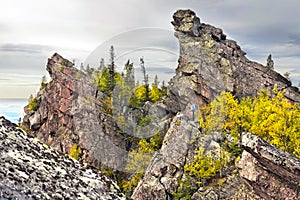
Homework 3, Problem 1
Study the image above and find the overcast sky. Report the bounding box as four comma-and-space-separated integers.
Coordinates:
1, 0, 300, 98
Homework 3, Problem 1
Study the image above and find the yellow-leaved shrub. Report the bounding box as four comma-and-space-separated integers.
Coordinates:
199, 87, 300, 158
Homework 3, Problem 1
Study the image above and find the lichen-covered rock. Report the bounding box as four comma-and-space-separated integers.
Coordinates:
0, 117, 125, 200
237, 133, 300, 200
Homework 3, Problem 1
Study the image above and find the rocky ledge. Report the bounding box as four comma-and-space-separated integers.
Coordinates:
238, 133, 300, 200
131, 113, 300, 200
0, 117, 125, 199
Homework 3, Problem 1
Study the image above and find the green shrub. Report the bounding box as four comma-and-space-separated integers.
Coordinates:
61, 59, 68, 66
121, 131, 164, 195
173, 174, 197, 200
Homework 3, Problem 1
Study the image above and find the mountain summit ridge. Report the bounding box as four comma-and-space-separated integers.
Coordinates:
19, 9, 300, 200
169, 9, 300, 109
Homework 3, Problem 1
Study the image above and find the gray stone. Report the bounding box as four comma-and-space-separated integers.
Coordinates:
0, 117, 125, 200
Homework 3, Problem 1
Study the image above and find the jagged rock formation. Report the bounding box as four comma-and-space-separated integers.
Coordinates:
22, 53, 171, 173
132, 114, 300, 200
23, 53, 129, 171
132, 114, 200, 199
0, 117, 125, 199
168, 9, 300, 115
20, 9, 300, 200
131, 9, 300, 200
131, 114, 253, 200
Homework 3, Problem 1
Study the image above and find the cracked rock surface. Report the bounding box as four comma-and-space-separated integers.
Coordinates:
0, 117, 125, 200
131, 9, 300, 200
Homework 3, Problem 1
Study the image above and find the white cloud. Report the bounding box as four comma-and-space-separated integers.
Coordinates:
1, 0, 300, 97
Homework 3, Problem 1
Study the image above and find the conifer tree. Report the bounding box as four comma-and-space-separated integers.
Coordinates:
99, 58, 105, 71
154, 75, 159, 86
161, 80, 167, 96
80, 63, 85, 71
108, 45, 116, 92
85, 64, 94, 77
140, 57, 149, 101
266, 54, 274, 69
124, 60, 134, 87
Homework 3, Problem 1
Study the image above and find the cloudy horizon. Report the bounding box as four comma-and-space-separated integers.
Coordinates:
1, 0, 300, 98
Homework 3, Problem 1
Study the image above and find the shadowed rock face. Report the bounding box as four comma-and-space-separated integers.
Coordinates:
22, 53, 128, 171
0, 117, 125, 199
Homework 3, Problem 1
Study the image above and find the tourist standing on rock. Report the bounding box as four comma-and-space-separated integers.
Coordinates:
191, 104, 195, 121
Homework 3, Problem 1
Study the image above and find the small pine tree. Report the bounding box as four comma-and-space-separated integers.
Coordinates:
40, 75, 47, 90
140, 57, 149, 101
85, 64, 94, 77
266, 54, 274, 69
161, 80, 167, 96
80, 63, 85, 71
108, 45, 116, 92
154, 75, 159, 86
99, 58, 105, 70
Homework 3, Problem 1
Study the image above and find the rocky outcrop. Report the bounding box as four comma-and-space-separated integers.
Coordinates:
0, 117, 125, 199
132, 114, 199, 199
168, 9, 300, 114
132, 9, 300, 200
23, 53, 128, 171
237, 133, 300, 200
132, 114, 300, 200
20, 9, 300, 200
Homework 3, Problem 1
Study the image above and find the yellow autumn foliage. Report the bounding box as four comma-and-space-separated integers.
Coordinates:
199, 87, 300, 158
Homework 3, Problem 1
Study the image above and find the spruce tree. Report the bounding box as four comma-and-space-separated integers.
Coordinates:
108, 45, 116, 92
99, 58, 105, 71
140, 57, 149, 101
266, 54, 274, 69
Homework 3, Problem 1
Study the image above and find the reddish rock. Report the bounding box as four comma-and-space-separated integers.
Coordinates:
61, 88, 71, 99
22, 53, 127, 172
59, 99, 72, 113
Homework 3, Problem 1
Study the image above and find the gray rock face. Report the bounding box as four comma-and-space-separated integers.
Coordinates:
0, 117, 125, 200
131, 9, 300, 200
131, 114, 199, 199
169, 9, 300, 111
237, 133, 300, 200
132, 116, 300, 200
